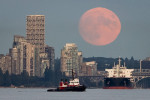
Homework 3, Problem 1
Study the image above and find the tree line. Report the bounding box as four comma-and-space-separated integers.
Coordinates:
84, 56, 140, 70
0, 59, 64, 87
0, 68, 63, 87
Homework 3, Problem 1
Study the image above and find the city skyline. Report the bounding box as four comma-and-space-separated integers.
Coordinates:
0, 14, 55, 77
0, 0, 150, 60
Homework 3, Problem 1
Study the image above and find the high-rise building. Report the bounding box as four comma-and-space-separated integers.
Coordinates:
0, 54, 11, 74
24, 43, 36, 76
12, 35, 26, 74
26, 15, 45, 53
45, 45, 55, 71
85, 61, 97, 76
39, 53, 49, 77
61, 43, 79, 76
10, 35, 37, 76
78, 51, 83, 73
81, 61, 97, 76
9, 47, 20, 75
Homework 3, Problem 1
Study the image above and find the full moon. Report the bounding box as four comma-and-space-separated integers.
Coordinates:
79, 7, 121, 46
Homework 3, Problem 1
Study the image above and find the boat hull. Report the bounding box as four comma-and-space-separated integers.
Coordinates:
103, 77, 133, 89
103, 86, 133, 89
47, 85, 86, 92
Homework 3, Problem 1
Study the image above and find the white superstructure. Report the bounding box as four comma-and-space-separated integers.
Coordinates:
69, 78, 80, 86
105, 58, 134, 78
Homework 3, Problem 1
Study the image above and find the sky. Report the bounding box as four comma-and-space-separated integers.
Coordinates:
0, 0, 150, 60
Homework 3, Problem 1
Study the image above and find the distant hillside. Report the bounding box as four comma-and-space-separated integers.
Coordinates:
83, 57, 141, 71
55, 57, 150, 71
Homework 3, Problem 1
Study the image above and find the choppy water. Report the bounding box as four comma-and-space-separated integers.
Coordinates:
0, 88, 150, 100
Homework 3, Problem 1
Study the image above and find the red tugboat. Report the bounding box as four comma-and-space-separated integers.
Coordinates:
47, 70, 86, 92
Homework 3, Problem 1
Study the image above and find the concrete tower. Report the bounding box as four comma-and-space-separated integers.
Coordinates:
61, 43, 79, 76
26, 15, 45, 53
10, 35, 36, 76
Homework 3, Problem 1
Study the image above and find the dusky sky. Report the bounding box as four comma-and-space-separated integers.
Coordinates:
0, 0, 150, 60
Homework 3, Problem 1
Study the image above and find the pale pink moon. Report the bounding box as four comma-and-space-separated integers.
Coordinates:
79, 7, 121, 46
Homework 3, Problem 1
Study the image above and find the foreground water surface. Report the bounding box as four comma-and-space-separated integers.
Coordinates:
0, 88, 150, 100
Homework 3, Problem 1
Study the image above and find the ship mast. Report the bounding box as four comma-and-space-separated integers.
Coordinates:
72, 69, 74, 80
117, 57, 121, 77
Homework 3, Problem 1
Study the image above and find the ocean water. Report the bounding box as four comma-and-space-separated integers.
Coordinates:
0, 88, 150, 100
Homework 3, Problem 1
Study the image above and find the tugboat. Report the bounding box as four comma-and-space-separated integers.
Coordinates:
47, 70, 86, 92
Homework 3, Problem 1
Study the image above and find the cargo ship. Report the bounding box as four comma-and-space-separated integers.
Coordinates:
103, 58, 134, 89
47, 70, 86, 92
